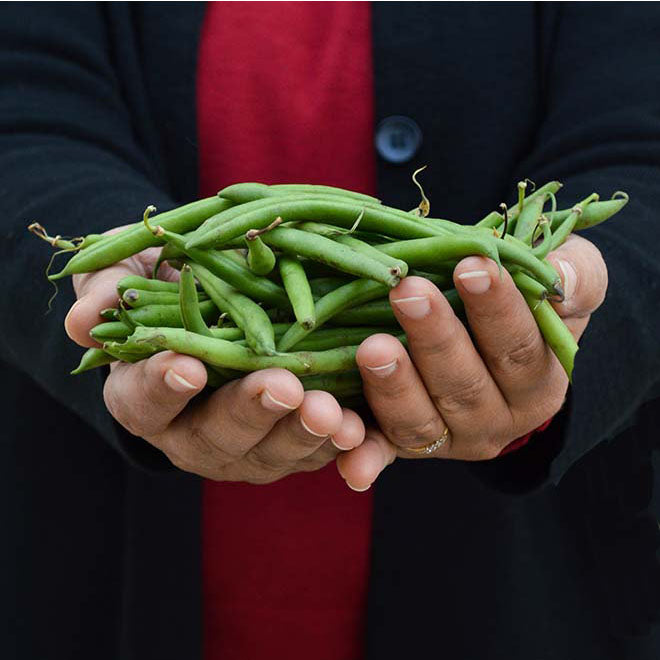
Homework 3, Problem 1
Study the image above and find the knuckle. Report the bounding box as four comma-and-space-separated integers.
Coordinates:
490, 328, 543, 375
244, 450, 286, 479
387, 417, 439, 445
432, 373, 487, 414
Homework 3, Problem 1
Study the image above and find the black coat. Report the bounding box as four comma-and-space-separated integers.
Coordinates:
1, 3, 659, 659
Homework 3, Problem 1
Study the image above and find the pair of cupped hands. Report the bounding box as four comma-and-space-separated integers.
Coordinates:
65, 231, 608, 490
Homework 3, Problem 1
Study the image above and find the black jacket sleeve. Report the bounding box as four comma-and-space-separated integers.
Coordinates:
474, 2, 660, 492
0, 4, 176, 471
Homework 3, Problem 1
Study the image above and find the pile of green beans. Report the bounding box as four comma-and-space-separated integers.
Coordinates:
32, 180, 629, 399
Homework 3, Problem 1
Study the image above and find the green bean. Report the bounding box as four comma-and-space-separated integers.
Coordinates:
376, 235, 501, 271
149, 224, 290, 308
117, 275, 181, 295
549, 193, 599, 252
179, 264, 244, 381
277, 279, 388, 351
299, 371, 364, 398
293, 327, 401, 351
245, 234, 276, 275
329, 288, 464, 325
218, 181, 381, 205
102, 341, 160, 364
128, 327, 359, 375
185, 197, 445, 249
409, 269, 454, 289
332, 234, 409, 276
258, 227, 403, 287
71, 347, 116, 374
546, 193, 628, 232
179, 264, 213, 337
513, 193, 547, 240
309, 277, 353, 298
531, 218, 553, 259
122, 289, 197, 308
278, 255, 316, 329
90, 321, 132, 341
190, 262, 276, 356
512, 272, 578, 380
49, 196, 232, 279
330, 300, 398, 326
124, 300, 220, 327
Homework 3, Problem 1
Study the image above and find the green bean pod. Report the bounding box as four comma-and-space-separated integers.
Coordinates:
190, 263, 276, 356
49, 196, 232, 279
299, 371, 364, 398
332, 234, 409, 276
531, 218, 553, 259
178, 264, 213, 336
185, 197, 445, 249
549, 194, 599, 252
123, 300, 220, 327
218, 181, 381, 205
90, 321, 133, 342
71, 347, 116, 374
330, 300, 398, 326
512, 272, 578, 380
245, 234, 276, 275
122, 289, 200, 308
293, 327, 401, 351
277, 279, 389, 351
546, 193, 628, 232
513, 193, 547, 240
128, 327, 359, 376
278, 255, 316, 329
258, 226, 403, 287
376, 235, 501, 271
309, 277, 353, 299
117, 275, 181, 296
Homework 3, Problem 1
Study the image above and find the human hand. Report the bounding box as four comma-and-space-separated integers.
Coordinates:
336, 234, 608, 491
64, 237, 365, 483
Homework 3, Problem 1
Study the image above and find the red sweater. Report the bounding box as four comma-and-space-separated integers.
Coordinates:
196, 4, 545, 659
197, 3, 376, 659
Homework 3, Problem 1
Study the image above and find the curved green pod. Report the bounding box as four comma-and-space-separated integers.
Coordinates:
49, 196, 233, 279
126, 327, 359, 376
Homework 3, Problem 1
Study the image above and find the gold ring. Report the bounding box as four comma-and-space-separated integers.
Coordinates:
405, 427, 450, 455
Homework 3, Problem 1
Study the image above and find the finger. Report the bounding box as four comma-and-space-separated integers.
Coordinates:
331, 408, 367, 451
103, 351, 207, 438
453, 256, 564, 407
336, 429, 396, 492
248, 390, 344, 469
66, 264, 136, 347
389, 276, 507, 445
163, 368, 305, 470
546, 234, 608, 319
356, 333, 449, 453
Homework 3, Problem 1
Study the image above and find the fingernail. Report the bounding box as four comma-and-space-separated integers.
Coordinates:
300, 416, 327, 438
64, 298, 84, 339
261, 389, 296, 412
345, 481, 371, 492
558, 259, 577, 302
364, 358, 397, 378
331, 437, 352, 451
457, 270, 491, 294
164, 369, 198, 392
391, 295, 430, 319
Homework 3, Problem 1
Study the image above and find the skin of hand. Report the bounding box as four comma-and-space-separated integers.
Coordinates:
336, 234, 609, 491
64, 237, 366, 484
